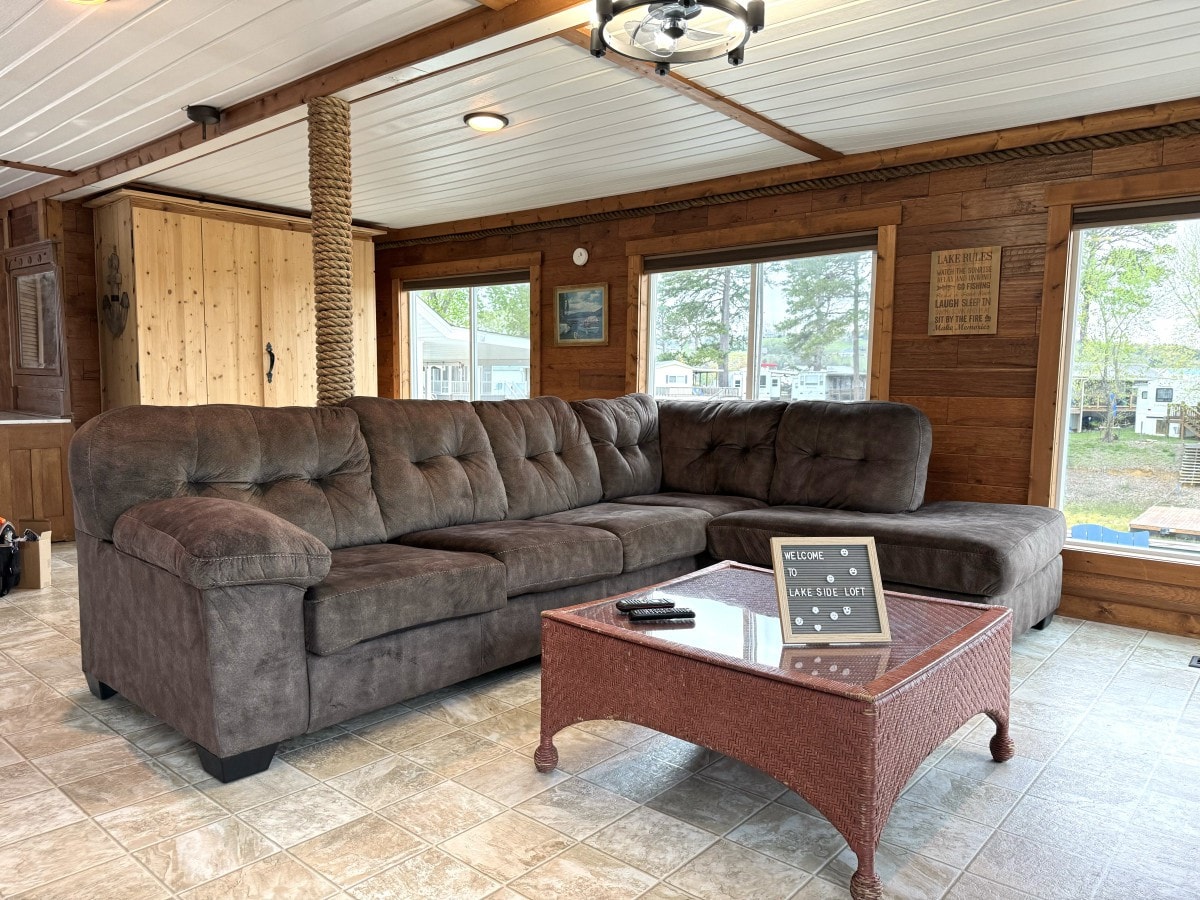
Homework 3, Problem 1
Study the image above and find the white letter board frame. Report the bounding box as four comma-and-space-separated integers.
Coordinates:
770, 536, 891, 645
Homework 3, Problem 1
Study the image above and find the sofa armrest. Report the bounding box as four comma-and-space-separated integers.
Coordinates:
113, 496, 331, 590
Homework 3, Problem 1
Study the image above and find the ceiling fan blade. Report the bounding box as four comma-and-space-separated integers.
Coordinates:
684, 27, 725, 41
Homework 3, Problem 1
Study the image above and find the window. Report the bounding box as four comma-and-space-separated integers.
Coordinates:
647, 242, 875, 402
408, 275, 531, 401
1057, 215, 1200, 559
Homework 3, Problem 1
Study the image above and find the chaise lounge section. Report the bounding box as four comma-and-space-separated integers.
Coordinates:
69, 393, 1064, 781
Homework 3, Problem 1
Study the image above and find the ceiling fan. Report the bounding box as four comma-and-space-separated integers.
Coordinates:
591, 0, 765, 75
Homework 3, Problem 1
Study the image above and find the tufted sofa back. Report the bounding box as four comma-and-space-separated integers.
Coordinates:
344, 397, 507, 537
473, 397, 603, 519
69, 405, 387, 549
571, 393, 661, 500
658, 399, 787, 502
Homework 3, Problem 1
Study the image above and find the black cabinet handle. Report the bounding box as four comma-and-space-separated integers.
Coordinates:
266, 342, 275, 384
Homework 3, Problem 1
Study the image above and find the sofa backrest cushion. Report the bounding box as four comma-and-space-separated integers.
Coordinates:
769, 401, 932, 513
658, 399, 787, 502
344, 397, 507, 537
473, 397, 603, 519
571, 393, 662, 500
69, 404, 387, 549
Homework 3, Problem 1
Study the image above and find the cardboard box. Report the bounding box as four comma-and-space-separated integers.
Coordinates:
18, 530, 51, 590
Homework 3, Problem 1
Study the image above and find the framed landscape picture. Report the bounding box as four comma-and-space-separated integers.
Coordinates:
555, 283, 608, 346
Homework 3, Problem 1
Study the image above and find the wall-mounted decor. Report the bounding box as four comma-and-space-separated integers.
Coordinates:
100, 248, 130, 337
928, 246, 1001, 335
554, 283, 608, 346
770, 536, 890, 645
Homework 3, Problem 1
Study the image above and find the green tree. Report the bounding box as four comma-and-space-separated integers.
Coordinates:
1165, 220, 1200, 339
476, 283, 530, 337
653, 265, 750, 386
417, 288, 469, 327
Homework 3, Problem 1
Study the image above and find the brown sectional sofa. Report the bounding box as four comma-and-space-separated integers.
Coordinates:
69, 393, 1064, 781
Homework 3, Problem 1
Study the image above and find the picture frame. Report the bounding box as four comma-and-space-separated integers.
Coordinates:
770, 536, 891, 645
554, 283, 608, 346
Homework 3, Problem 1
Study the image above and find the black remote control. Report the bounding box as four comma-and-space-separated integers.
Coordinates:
628, 607, 695, 622
616, 597, 676, 613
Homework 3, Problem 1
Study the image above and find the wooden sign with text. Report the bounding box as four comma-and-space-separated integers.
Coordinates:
928, 246, 1001, 335
771, 537, 890, 645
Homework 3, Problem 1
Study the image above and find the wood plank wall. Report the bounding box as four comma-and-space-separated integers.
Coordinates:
60, 201, 101, 425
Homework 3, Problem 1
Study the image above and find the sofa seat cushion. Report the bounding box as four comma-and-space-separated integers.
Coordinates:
615, 492, 768, 518
304, 544, 506, 656
535, 502, 709, 573
399, 521, 623, 596
707, 501, 1065, 597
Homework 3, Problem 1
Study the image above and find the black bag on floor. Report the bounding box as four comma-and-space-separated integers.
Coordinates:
0, 542, 20, 596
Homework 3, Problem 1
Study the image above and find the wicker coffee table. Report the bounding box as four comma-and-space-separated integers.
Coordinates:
535, 561, 1014, 900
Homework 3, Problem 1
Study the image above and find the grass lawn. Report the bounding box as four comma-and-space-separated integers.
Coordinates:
1063, 427, 1180, 472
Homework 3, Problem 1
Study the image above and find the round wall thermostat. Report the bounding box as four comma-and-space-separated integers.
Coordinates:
572, 247, 589, 266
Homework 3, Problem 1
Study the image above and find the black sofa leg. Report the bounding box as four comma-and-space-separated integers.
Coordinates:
1032, 613, 1055, 631
85, 674, 118, 701
196, 743, 279, 783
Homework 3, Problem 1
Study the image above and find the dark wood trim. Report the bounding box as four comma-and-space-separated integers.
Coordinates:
0, 159, 76, 178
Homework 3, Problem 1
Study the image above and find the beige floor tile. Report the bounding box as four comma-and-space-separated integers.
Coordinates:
586, 806, 717, 878
648, 773, 768, 835
474, 670, 541, 706
667, 838, 810, 900
379, 780, 504, 843
126, 723, 194, 757
90, 703, 163, 735
1026, 760, 1146, 811
726, 802, 847, 873
573, 718, 657, 746
640, 884, 704, 900
510, 843, 657, 899
422, 690, 513, 726
277, 725, 347, 753
338, 702, 409, 731
934, 746, 1044, 792
1094, 864, 1189, 900
6, 713, 114, 759
195, 759, 316, 813
0, 678, 60, 714
1108, 825, 1200, 894
355, 709, 455, 753
877, 798, 994, 869
579, 747, 690, 803
902, 767, 1021, 827
0, 760, 53, 801
348, 848, 499, 900
638, 733, 722, 772
10, 855, 168, 900
999, 792, 1127, 858
402, 684, 467, 708
180, 852, 338, 900
31, 735, 152, 783
95, 786, 228, 851
291, 814, 425, 886
0, 820, 124, 895
961, 720, 1065, 762
696, 756, 788, 800
945, 872, 1036, 899
325, 755, 443, 810
467, 706, 541, 749
441, 809, 573, 881
238, 783, 368, 847
966, 829, 1105, 899
514, 776, 638, 839
134, 816, 277, 892
0, 694, 87, 735
61, 759, 187, 816
0, 736, 19, 766
524, 724, 625, 774
403, 731, 506, 777
0, 786, 86, 847
155, 747, 211, 784
454, 749, 567, 805
820, 841, 960, 900
282, 733, 390, 780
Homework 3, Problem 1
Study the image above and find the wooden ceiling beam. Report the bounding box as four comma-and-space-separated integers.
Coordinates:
0, 0, 587, 212
558, 28, 841, 161
0, 159, 77, 178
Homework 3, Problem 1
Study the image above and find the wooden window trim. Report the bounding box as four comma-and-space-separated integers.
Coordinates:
391, 251, 542, 399
625, 209, 901, 399
1030, 167, 1200, 596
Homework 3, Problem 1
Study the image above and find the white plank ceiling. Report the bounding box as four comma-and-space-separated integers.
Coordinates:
3, 0, 1200, 229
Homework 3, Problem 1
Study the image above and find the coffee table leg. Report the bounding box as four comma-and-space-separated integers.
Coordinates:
534, 736, 559, 773
988, 711, 1015, 762
849, 859, 883, 900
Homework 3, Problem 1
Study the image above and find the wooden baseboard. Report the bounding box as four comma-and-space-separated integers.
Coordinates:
1059, 593, 1200, 638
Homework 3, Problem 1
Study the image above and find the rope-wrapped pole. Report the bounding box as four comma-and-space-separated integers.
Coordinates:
308, 95, 355, 406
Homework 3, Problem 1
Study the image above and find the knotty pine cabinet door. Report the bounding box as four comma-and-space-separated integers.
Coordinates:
202, 219, 264, 405
259, 227, 317, 407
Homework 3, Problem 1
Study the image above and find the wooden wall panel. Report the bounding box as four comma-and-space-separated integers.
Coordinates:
93, 198, 140, 410
352, 239, 378, 398
59, 201, 101, 425
259, 228, 316, 407
202, 219, 263, 405
0, 422, 74, 540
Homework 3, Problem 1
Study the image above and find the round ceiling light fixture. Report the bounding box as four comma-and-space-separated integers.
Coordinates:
463, 112, 509, 133
590, 0, 764, 76
65, 0, 109, 5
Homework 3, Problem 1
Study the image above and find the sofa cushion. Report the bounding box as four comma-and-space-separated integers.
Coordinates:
658, 400, 787, 502
69, 404, 386, 549
535, 502, 709, 572
473, 398, 603, 519
399, 521, 623, 595
571, 394, 662, 500
304, 544, 506, 656
706, 501, 1065, 597
114, 496, 331, 590
769, 401, 931, 513
344, 397, 507, 537
615, 492, 769, 518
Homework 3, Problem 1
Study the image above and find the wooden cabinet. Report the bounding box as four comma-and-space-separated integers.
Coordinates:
0, 418, 74, 541
88, 191, 378, 409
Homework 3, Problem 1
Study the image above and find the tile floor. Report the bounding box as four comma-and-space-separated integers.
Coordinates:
1, 543, 1199, 898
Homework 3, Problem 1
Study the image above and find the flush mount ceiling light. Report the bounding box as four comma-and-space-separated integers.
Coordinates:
463, 112, 509, 132
591, 0, 764, 75
64, 0, 109, 4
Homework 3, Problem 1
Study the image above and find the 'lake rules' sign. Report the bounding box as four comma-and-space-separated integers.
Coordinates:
928, 245, 1001, 335
770, 537, 891, 645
